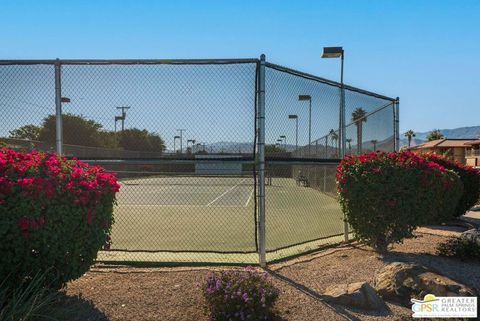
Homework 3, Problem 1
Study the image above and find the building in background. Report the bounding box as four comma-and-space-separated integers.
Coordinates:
410, 138, 480, 166
465, 139, 480, 167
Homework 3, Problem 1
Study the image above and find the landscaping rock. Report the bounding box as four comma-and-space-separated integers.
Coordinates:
460, 228, 480, 246
373, 262, 476, 306
323, 281, 386, 311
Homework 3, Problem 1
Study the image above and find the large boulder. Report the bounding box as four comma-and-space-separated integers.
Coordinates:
460, 228, 480, 246
373, 262, 476, 306
323, 281, 386, 311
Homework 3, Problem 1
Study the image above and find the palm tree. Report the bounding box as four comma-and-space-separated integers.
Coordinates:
329, 129, 339, 157
404, 129, 416, 147
371, 139, 378, 151
426, 129, 444, 142
352, 108, 367, 153
346, 138, 352, 154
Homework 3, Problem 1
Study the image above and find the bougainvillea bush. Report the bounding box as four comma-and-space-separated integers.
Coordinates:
0, 148, 119, 290
336, 151, 462, 252
203, 267, 279, 321
422, 152, 480, 218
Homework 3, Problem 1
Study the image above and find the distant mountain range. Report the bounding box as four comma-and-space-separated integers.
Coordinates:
400, 126, 480, 147
180, 126, 480, 153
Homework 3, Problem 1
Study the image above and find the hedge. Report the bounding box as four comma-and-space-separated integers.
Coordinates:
0, 148, 119, 290
336, 151, 463, 252
422, 152, 480, 218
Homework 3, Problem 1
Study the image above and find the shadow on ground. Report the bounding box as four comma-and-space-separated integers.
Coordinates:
46, 292, 108, 321
380, 251, 480, 294
266, 268, 392, 321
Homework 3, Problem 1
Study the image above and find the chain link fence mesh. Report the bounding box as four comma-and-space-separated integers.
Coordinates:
0, 58, 397, 265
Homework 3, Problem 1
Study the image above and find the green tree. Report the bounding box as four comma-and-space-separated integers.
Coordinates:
352, 108, 367, 153
118, 128, 165, 152
8, 124, 41, 141
96, 131, 119, 149
38, 113, 103, 147
404, 129, 416, 147
426, 129, 444, 141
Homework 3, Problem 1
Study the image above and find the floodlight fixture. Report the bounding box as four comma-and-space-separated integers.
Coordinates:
288, 115, 299, 151
321, 47, 343, 58
298, 95, 312, 151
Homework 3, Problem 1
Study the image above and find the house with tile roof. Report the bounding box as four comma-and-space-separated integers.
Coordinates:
464, 139, 480, 167
410, 138, 479, 166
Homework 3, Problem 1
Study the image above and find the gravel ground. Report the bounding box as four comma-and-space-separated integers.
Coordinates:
63, 229, 480, 321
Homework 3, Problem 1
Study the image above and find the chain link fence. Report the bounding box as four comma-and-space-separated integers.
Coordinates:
0, 56, 398, 265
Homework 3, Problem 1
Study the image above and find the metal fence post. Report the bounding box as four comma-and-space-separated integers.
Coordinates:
395, 97, 400, 152
54, 58, 63, 154
258, 54, 267, 267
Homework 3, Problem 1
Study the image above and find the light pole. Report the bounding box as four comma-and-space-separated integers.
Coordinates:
288, 114, 298, 152
323, 46, 347, 242
116, 106, 130, 132
187, 139, 196, 154
298, 95, 312, 154
55, 95, 70, 154
280, 135, 287, 150
322, 46, 345, 158
173, 135, 180, 153
276, 139, 283, 151
177, 129, 186, 154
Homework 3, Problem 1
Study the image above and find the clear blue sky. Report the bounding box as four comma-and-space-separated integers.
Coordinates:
1, 0, 479, 135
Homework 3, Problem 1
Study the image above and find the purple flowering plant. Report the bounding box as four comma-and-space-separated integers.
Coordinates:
203, 267, 279, 321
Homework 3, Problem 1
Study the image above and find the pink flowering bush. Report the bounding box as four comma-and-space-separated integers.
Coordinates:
0, 148, 119, 290
336, 151, 462, 252
203, 267, 279, 321
422, 152, 480, 218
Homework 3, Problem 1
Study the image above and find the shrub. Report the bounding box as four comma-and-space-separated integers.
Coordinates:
203, 267, 279, 321
422, 153, 480, 218
0, 148, 119, 290
436, 236, 480, 260
336, 151, 463, 252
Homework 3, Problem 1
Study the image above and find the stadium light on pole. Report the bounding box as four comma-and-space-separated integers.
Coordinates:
298, 95, 312, 154
322, 46, 348, 242
288, 114, 298, 151
177, 129, 186, 154
187, 139, 196, 154
322, 46, 345, 158
279, 135, 287, 150
276, 139, 283, 150
173, 135, 180, 154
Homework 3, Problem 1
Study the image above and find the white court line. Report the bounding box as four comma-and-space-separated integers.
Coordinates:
205, 178, 248, 207
116, 204, 244, 208
244, 188, 254, 207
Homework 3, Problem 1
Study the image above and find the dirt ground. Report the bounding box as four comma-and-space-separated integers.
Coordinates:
62, 228, 480, 321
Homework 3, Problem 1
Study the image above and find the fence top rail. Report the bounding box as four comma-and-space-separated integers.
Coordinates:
265, 62, 397, 102
0, 57, 398, 102
0, 58, 260, 65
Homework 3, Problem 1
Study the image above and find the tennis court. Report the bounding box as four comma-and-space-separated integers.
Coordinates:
104, 173, 344, 262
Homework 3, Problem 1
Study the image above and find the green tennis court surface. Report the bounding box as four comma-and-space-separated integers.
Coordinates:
101, 176, 344, 263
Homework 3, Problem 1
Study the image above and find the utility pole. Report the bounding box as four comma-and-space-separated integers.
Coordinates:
116, 106, 130, 132
177, 129, 186, 154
